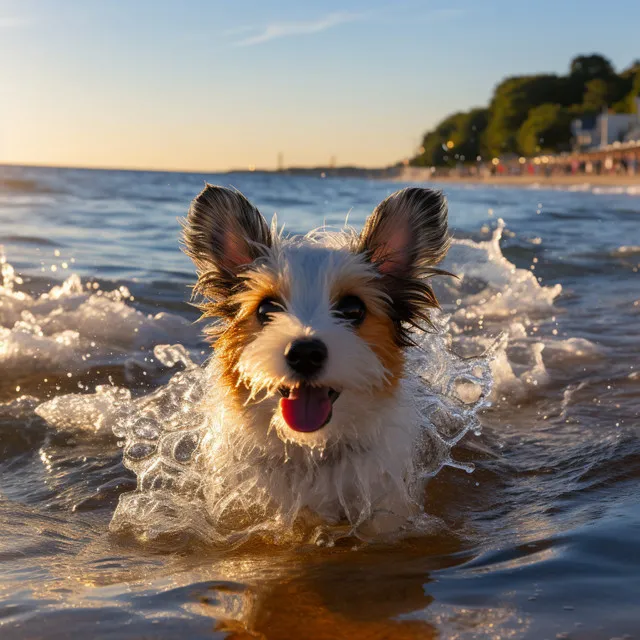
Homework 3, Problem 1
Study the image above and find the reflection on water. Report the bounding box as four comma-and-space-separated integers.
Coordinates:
1, 165, 640, 638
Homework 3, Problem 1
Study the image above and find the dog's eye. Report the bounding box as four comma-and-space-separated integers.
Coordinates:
334, 295, 366, 326
257, 299, 284, 325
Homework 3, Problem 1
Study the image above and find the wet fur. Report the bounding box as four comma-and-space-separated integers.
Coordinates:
182, 184, 451, 531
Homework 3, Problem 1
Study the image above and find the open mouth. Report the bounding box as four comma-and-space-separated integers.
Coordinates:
278, 384, 341, 433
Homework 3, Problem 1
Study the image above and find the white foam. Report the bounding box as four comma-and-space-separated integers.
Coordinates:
445, 220, 562, 320
441, 222, 602, 403
592, 185, 640, 196
1, 249, 200, 379
36, 385, 133, 434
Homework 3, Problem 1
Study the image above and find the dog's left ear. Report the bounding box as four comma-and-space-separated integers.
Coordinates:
357, 187, 450, 277
182, 184, 272, 280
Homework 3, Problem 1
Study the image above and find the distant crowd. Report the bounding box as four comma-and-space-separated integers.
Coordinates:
441, 150, 640, 179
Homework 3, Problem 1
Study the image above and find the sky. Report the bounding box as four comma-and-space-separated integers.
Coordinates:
1, 0, 639, 172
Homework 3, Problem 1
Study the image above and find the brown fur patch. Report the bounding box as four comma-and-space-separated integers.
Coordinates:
211, 265, 286, 405
329, 261, 404, 391
357, 310, 405, 393
214, 315, 256, 406
197, 258, 287, 337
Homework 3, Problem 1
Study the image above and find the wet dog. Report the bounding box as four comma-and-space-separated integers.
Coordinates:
182, 185, 450, 534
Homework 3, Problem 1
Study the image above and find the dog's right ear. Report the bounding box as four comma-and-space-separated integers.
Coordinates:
182, 185, 272, 279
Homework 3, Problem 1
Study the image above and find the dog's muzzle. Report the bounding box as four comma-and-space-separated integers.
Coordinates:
278, 338, 340, 432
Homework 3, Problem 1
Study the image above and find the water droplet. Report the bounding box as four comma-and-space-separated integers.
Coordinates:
126, 442, 157, 461
174, 433, 200, 462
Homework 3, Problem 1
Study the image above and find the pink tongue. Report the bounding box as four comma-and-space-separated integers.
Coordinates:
280, 386, 332, 432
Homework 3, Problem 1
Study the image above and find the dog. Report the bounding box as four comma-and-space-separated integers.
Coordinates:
181, 185, 451, 538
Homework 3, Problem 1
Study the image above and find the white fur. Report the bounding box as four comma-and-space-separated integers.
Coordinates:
196, 235, 427, 536
199, 362, 422, 537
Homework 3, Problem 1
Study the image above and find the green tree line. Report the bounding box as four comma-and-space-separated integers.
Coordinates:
410, 54, 640, 166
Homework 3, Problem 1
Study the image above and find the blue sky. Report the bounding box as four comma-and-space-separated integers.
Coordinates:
1, 0, 639, 171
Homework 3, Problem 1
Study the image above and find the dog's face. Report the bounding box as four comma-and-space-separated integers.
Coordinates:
183, 186, 450, 448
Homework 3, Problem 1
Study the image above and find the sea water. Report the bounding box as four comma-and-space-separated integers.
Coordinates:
1, 165, 639, 638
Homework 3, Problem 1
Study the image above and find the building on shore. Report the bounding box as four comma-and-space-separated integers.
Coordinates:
571, 98, 640, 150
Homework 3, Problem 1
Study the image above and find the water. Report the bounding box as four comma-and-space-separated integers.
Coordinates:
1, 164, 639, 639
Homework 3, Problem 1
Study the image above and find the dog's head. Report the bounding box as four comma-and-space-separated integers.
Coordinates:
183, 185, 450, 448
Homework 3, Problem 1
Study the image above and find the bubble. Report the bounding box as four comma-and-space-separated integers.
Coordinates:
126, 442, 158, 461
173, 433, 200, 462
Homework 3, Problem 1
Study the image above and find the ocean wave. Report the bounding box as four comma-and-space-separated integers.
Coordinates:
1, 235, 63, 247
0, 251, 202, 386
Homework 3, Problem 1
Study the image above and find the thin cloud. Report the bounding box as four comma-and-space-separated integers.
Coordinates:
233, 11, 361, 47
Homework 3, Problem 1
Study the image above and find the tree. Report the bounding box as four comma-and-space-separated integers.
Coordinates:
454, 108, 488, 160
517, 104, 572, 156
483, 75, 566, 156
570, 54, 615, 82
410, 108, 488, 167
602, 62, 640, 113
408, 52, 637, 166
565, 54, 617, 109
582, 79, 610, 113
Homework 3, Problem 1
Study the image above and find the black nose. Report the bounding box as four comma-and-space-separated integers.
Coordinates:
284, 338, 328, 378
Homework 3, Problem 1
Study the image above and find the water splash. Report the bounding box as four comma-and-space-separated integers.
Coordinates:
445, 220, 562, 320
1, 247, 200, 382
439, 221, 578, 401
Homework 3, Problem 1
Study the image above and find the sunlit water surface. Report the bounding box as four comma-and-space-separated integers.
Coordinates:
1, 165, 640, 639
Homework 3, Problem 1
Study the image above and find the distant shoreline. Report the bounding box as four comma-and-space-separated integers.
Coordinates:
251, 166, 640, 189
2, 162, 639, 189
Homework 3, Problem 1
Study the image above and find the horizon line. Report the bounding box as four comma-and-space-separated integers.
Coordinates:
0, 160, 397, 175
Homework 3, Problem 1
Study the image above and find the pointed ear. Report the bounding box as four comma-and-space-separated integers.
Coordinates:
182, 185, 272, 278
357, 187, 450, 276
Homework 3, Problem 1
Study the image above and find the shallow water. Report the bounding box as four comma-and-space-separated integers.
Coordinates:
1, 164, 640, 639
